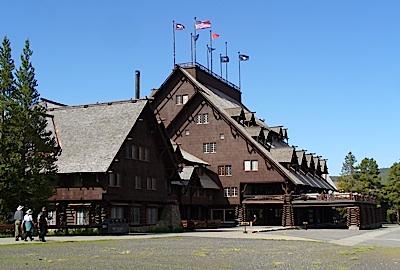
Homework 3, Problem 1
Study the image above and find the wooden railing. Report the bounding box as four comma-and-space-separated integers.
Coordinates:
243, 195, 285, 201
298, 193, 376, 203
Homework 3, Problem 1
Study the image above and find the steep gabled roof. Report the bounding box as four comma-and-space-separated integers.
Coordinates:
47, 100, 147, 173
172, 142, 209, 166
270, 147, 296, 164
164, 65, 333, 190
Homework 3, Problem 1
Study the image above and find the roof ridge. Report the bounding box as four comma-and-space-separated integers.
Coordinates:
48, 99, 147, 111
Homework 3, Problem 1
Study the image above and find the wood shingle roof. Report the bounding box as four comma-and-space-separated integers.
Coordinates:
47, 100, 147, 173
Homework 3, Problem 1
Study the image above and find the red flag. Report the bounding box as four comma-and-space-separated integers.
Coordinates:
212, 33, 220, 39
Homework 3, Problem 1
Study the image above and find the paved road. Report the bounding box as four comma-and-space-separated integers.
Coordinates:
0, 224, 399, 247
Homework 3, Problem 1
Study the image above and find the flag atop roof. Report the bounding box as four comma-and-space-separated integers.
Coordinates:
195, 20, 211, 30
211, 33, 220, 39
220, 55, 229, 63
175, 23, 185, 30
239, 54, 250, 61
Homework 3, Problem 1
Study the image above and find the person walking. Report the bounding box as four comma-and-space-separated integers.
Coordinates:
37, 207, 48, 242
13, 205, 24, 241
22, 209, 35, 241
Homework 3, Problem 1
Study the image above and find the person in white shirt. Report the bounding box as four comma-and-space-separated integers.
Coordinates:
22, 209, 35, 241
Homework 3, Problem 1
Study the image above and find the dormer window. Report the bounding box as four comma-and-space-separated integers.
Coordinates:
176, 94, 188, 105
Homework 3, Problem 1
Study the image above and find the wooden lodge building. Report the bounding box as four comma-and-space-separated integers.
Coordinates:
44, 99, 184, 232
149, 63, 381, 229
42, 63, 381, 231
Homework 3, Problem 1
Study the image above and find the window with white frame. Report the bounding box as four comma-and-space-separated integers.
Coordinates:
220, 133, 225, 140
131, 207, 140, 225
218, 165, 232, 176
47, 210, 56, 226
76, 208, 89, 225
176, 94, 188, 105
223, 187, 238, 197
111, 207, 124, 219
244, 160, 258, 171
196, 113, 209, 124
108, 173, 121, 187
203, 142, 216, 153
146, 207, 158, 224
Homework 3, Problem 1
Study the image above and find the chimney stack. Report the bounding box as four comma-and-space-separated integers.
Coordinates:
135, 70, 140, 99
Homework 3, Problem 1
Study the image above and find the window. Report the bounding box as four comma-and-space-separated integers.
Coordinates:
48, 210, 56, 226
76, 208, 89, 225
108, 173, 121, 187
144, 147, 150, 161
111, 207, 124, 219
182, 94, 188, 104
203, 142, 216, 153
131, 207, 140, 225
176, 94, 188, 105
218, 165, 232, 176
244, 160, 258, 171
147, 177, 157, 190
146, 208, 158, 224
135, 176, 142, 189
224, 187, 238, 197
220, 133, 225, 140
196, 113, 209, 124
185, 130, 190, 136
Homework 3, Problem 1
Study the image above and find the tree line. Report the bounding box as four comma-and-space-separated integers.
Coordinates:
0, 37, 58, 221
337, 152, 400, 224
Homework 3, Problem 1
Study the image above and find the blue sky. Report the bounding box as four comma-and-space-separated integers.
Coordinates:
2, 0, 399, 175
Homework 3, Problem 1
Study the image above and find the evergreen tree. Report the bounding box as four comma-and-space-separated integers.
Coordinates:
337, 152, 357, 191
385, 162, 400, 223
353, 158, 382, 201
0, 36, 16, 218
0, 39, 58, 219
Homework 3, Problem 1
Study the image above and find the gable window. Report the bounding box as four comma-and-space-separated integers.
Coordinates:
218, 165, 232, 176
224, 187, 238, 197
196, 113, 209, 124
244, 160, 258, 171
108, 173, 121, 187
203, 142, 216, 153
220, 133, 225, 140
176, 94, 188, 105
185, 130, 190, 136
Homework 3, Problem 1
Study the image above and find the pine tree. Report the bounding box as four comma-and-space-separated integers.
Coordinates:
337, 152, 357, 191
0, 39, 58, 218
0, 36, 16, 218
354, 158, 382, 200
385, 162, 400, 223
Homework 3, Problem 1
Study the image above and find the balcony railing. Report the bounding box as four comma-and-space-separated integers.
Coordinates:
178, 62, 241, 91
297, 192, 376, 203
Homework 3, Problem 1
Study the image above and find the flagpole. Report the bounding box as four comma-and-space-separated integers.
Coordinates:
238, 51, 241, 89
220, 53, 223, 77
173, 20, 176, 67
206, 45, 210, 69
191, 33, 194, 64
194, 17, 197, 64
225, 41, 228, 80
210, 30, 213, 72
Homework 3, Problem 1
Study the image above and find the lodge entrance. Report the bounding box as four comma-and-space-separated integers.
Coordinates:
245, 206, 283, 226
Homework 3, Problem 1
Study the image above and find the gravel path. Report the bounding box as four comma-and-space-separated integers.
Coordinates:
0, 237, 399, 270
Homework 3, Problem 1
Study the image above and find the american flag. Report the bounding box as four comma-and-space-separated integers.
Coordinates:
195, 20, 211, 30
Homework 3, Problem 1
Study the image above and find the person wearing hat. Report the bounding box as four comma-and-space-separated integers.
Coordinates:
22, 209, 35, 241
37, 207, 48, 242
13, 205, 24, 241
